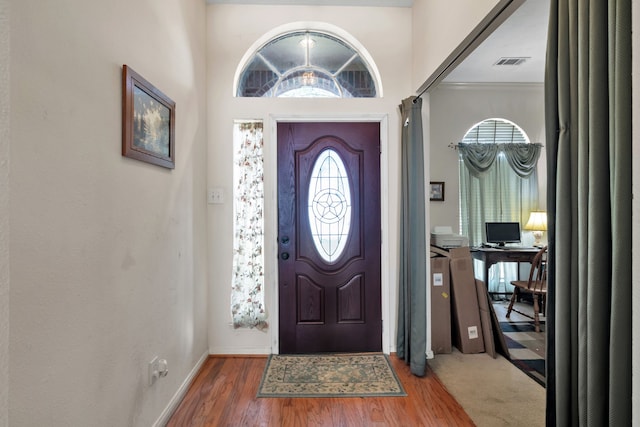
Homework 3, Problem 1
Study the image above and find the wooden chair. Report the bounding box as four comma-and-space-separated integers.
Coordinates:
506, 246, 547, 332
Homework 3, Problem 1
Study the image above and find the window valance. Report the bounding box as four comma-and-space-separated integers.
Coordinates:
458, 143, 542, 178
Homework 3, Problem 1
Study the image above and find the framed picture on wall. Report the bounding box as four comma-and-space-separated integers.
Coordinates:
430, 181, 445, 201
122, 64, 175, 169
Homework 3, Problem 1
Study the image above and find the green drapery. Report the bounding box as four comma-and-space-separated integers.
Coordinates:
458, 144, 541, 245
545, 0, 632, 425
396, 96, 427, 377
458, 143, 542, 178
459, 145, 539, 293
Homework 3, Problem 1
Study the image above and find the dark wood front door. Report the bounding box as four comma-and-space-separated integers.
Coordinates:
277, 122, 381, 354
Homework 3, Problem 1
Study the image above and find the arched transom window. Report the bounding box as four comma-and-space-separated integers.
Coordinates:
236, 30, 379, 98
461, 118, 530, 144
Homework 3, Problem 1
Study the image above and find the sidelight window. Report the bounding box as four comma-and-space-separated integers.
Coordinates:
230, 121, 267, 330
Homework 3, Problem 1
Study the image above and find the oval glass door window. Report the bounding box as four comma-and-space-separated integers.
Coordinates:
308, 149, 352, 262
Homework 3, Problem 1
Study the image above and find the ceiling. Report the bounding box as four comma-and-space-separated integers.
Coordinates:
206, 0, 549, 84
443, 0, 549, 84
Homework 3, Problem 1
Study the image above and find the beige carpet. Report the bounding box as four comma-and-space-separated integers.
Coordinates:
429, 301, 546, 427
430, 349, 545, 426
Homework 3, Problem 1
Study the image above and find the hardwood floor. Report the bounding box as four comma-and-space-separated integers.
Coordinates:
166, 354, 475, 427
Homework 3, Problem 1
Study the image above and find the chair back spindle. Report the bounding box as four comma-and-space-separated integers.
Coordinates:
506, 246, 547, 332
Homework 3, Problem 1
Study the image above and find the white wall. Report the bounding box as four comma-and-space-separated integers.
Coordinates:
4, 1, 637, 424
9, 0, 208, 425
206, 4, 412, 354
428, 83, 547, 235
411, 0, 500, 90
0, 0, 9, 425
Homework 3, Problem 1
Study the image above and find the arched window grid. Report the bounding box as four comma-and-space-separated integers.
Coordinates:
236, 29, 378, 98
268, 65, 346, 98
461, 118, 530, 145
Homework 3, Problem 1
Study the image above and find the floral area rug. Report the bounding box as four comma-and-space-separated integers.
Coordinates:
257, 353, 407, 398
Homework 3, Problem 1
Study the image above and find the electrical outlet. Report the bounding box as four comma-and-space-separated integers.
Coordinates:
207, 188, 224, 204
149, 356, 160, 386
149, 356, 169, 386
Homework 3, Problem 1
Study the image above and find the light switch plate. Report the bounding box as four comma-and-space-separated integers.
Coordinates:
208, 187, 224, 204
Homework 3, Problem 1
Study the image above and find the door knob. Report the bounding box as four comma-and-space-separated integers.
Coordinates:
281, 252, 290, 260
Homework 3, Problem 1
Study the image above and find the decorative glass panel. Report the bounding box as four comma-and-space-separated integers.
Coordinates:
308, 149, 352, 262
237, 30, 378, 98
275, 70, 340, 98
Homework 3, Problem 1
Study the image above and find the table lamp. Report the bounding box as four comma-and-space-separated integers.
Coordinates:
524, 211, 547, 247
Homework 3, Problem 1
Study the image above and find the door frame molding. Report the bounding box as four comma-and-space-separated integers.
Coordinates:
268, 114, 390, 354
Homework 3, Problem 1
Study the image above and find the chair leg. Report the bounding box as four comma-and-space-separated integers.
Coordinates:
532, 294, 540, 332
506, 290, 517, 318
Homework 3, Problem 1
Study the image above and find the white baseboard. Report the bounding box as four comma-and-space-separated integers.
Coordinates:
153, 351, 209, 427
208, 346, 271, 355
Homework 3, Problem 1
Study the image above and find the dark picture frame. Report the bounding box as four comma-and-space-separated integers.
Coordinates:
122, 65, 175, 169
430, 181, 445, 201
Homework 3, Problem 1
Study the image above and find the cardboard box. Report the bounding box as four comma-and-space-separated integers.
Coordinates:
430, 254, 451, 354
475, 279, 496, 358
446, 247, 485, 354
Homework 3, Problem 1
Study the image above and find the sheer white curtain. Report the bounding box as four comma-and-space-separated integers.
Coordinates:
230, 121, 268, 330
459, 152, 539, 293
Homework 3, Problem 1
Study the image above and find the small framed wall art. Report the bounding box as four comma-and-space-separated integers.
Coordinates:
429, 181, 445, 201
122, 64, 175, 169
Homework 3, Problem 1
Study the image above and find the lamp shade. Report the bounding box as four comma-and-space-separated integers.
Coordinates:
524, 211, 547, 231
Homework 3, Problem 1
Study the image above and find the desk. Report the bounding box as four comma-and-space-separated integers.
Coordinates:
471, 247, 539, 296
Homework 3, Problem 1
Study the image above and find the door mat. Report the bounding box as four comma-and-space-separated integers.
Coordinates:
500, 321, 546, 387
257, 353, 407, 398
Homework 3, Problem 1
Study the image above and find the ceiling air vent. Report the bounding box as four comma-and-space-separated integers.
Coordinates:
494, 57, 529, 66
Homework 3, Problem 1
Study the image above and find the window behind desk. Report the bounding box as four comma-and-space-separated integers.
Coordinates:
458, 118, 542, 293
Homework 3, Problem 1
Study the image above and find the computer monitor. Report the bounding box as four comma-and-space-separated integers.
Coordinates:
485, 222, 521, 246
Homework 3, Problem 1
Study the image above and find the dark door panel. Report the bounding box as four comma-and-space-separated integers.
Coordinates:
277, 122, 381, 353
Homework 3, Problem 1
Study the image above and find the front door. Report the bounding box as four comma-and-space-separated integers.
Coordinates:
277, 122, 381, 354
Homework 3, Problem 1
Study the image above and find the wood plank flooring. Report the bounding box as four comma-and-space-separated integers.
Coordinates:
166, 354, 475, 427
